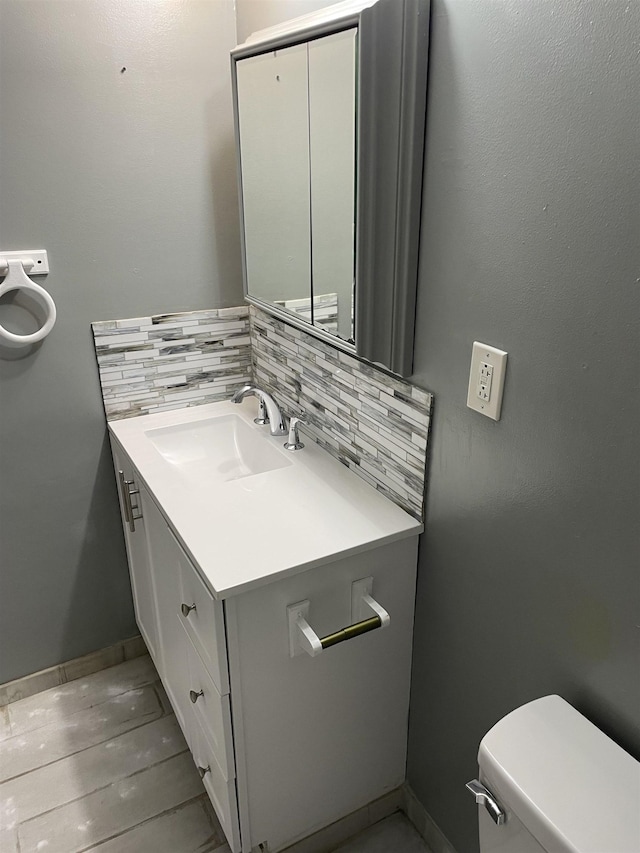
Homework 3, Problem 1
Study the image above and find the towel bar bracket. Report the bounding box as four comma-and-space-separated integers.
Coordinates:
0, 250, 49, 275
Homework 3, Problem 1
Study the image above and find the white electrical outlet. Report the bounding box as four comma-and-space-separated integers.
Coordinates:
467, 342, 508, 420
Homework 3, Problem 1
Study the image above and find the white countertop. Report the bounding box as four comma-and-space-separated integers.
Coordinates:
109, 399, 422, 599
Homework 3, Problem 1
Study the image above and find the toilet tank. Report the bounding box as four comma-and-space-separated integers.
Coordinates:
474, 695, 640, 853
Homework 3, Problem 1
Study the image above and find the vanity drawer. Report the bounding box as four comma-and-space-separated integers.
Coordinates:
185, 628, 235, 781
190, 714, 241, 853
174, 534, 230, 695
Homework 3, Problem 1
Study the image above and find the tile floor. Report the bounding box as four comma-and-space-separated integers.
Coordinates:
0, 656, 431, 853
333, 813, 431, 853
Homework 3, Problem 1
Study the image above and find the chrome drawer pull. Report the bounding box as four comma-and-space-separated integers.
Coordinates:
117, 471, 143, 533
190, 689, 204, 704
198, 764, 210, 779
117, 470, 141, 532
181, 602, 196, 618
117, 471, 131, 525
466, 780, 506, 826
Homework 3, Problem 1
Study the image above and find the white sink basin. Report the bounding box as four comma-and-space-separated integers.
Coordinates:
145, 414, 291, 483
110, 399, 422, 598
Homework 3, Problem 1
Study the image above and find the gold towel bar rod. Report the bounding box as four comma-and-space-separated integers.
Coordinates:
320, 615, 382, 649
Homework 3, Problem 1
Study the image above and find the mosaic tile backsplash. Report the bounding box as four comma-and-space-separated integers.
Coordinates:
250, 308, 432, 519
92, 307, 251, 420
92, 304, 432, 519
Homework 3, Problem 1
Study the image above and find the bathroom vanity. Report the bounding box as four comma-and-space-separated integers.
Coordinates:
109, 399, 422, 852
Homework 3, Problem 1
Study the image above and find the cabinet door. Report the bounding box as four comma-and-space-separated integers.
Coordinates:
225, 536, 419, 852
139, 489, 191, 734
110, 441, 160, 665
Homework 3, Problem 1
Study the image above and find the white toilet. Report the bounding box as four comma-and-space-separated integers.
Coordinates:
467, 695, 640, 853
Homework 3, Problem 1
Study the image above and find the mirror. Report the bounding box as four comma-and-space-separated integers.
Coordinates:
232, 0, 430, 376
235, 30, 356, 342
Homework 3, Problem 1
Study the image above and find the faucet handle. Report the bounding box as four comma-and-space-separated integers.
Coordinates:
254, 397, 269, 426
284, 417, 305, 452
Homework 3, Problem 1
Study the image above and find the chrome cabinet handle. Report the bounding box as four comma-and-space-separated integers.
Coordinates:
198, 765, 210, 779
181, 602, 196, 618
117, 471, 141, 532
189, 689, 204, 704
466, 780, 506, 826
118, 471, 131, 525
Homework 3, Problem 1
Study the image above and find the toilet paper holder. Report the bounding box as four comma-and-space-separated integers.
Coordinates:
0, 249, 56, 346
288, 577, 390, 658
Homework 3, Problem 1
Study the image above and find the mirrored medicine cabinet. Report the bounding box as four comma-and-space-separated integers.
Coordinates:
231, 0, 430, 376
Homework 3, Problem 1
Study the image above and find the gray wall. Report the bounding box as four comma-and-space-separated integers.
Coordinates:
0, 0, 242, 683
236, 0, 333, 43
408, 1, 640, 851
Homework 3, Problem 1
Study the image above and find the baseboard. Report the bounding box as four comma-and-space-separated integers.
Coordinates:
0, 635, 148, 706
401, 784, 458, 853
273, 784, 456, 853
278, 788, 404, 853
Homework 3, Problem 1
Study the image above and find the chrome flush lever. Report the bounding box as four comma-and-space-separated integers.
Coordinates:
466, 780, 506, 826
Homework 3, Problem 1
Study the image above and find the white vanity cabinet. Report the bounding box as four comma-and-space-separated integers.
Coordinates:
111, 444, 159, 665
109, 408, 421, 853
112, 436, 242, 849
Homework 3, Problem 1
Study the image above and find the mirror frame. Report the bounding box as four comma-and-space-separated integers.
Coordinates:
231, 0, 430, 377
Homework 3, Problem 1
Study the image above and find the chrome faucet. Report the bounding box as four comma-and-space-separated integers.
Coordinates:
231, 384, 287, 436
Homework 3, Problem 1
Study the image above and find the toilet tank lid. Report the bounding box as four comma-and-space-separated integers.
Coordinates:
478, 695, 640, 853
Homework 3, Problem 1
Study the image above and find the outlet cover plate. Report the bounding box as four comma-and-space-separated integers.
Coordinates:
467, 341, 508, 420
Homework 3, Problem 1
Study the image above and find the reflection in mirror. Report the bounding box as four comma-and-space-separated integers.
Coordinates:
308, 29, 356, 343
236, 29, 357, 344
236, 44, 311, 313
